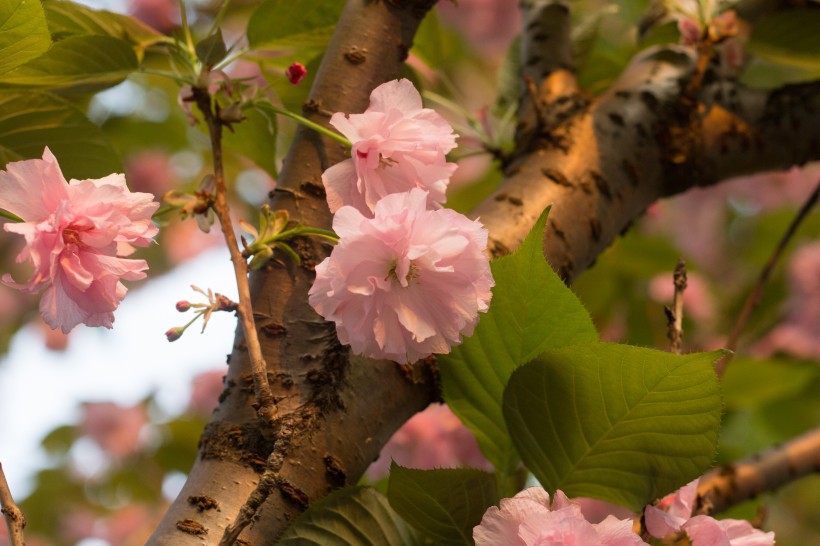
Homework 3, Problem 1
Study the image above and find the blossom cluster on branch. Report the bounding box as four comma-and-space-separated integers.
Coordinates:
0, 148, 158, 333
309, 79, 494, 364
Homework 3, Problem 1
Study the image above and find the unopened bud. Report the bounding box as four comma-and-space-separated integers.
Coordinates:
285, 62, 307, 85
176, 301, 191, 312
165, 326, 185, 342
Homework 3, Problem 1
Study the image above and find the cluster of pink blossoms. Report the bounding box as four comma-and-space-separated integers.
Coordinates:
474, 484, 775, 546
0, 148, 158, 332
309, 79, 493, 364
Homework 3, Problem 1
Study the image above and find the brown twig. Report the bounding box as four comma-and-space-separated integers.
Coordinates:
665, 258, 687, 354
0, 463, 26, 546
716, 179, 820, 377
191, 86, 278, 429
695, 426, 820, 516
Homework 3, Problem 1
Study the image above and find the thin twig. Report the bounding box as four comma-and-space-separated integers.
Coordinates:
717, 179, 820, 377
191, 87, 278, 431
695, 426, 820, 516
0, 463, 26, 546
665, 258, 687, 354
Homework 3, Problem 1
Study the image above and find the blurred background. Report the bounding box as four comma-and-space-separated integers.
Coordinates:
0, 0, 818, 543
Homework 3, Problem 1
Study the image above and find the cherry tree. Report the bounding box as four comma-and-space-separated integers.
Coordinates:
0, 0, 818, 544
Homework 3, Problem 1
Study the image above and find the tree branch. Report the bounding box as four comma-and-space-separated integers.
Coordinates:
0, 463, 25, 546
696, 426, 820, 516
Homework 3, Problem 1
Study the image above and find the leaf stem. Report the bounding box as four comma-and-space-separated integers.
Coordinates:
254, 101, 351, 147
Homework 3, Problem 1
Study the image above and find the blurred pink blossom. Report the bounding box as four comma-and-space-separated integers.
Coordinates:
160, 218, 222, 264
437, 0, 520, 58
125, 150, 176, 196
81, 401, 147, 459
0, 148, 158, 333
188, 369, 226, 416
366, 403, 490, 479
308, 189, 493, 364
678, 17, 702, 45
753, 241, 820, 359
99, 504, 155, 545
474, 487, 647, 546
322, 79, 458, 215
128, 0, 178, 33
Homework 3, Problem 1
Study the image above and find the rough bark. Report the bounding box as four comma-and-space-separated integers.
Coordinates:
148, 1, 820, 543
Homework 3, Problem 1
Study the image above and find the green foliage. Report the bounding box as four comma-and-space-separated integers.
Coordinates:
746, 9, 820, 70
387, 464, 497, 546
0, 34, 138, 92
42, 0, 164, 48
195, 29, 228, 68
247, 0, 344, 51
224, 105, 280, 179
278, 486, 425, 545
439, 209, 598, 493
503, 344, 723, 510
0, 0, 51, 75
0, 92, 122, 177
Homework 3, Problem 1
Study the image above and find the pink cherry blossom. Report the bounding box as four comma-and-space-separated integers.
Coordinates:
366, 403, 490, 480
684, 515, 775, 546
308, 189, 493, 364
645, 478, 699, 538
0, 148, 158, 333
81, 401, 148, 459
645, 480, 776, 545
321, 79, 458, 215
474, 487, 647, 546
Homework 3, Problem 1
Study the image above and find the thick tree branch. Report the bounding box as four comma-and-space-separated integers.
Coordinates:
147, 1, 438, 544
473, 47, 820, 281
696, 426, 820, 516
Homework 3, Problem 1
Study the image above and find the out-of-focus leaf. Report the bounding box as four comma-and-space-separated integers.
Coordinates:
41, 424, 77, 456
411, 9, 467, 71
747, 9, 820, 70
195, 29, 227, 68
722, 357, 819, 410
0, 35, 138, 93
504, 343, 723, 510
247, 0, 343, 50
387, 464, 497, 546
439, 209, 598, 495
43, 0, 164, 47
0, 91, 122, 178
0, 0, 51, 75
279, 486, 425, 545
740, 57, 820, 89
223, 105, 279, 179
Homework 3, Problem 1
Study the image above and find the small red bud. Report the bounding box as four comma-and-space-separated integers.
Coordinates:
165, 327, 184, 342
285, 62, 307, 85
176, 301, 191, 312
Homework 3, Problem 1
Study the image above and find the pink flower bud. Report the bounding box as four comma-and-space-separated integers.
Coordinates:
285, 62, 307, 85
175, 300, 191, 312
165, 326, 184, 342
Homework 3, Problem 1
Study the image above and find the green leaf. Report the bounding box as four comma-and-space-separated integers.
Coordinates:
195, 29, 227, 67
438, 209, 598, 493
722, 356, 819, 410
0, 34, 138, 92
0, 0, 51, 75
0, 91, 122, 178
224, 104, 279, 179
247, 0, 344, 50
278, 486, 425, 545
387, 464, 497, 546
42, 0, 164, 48
503, 343, 723, 510
747, 9, 820, 70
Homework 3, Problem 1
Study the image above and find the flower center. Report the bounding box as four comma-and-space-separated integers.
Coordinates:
62, 226, 87, 247
386, 260, 420, 285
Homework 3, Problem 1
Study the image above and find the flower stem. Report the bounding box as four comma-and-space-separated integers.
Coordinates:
191, 87, 278, 431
